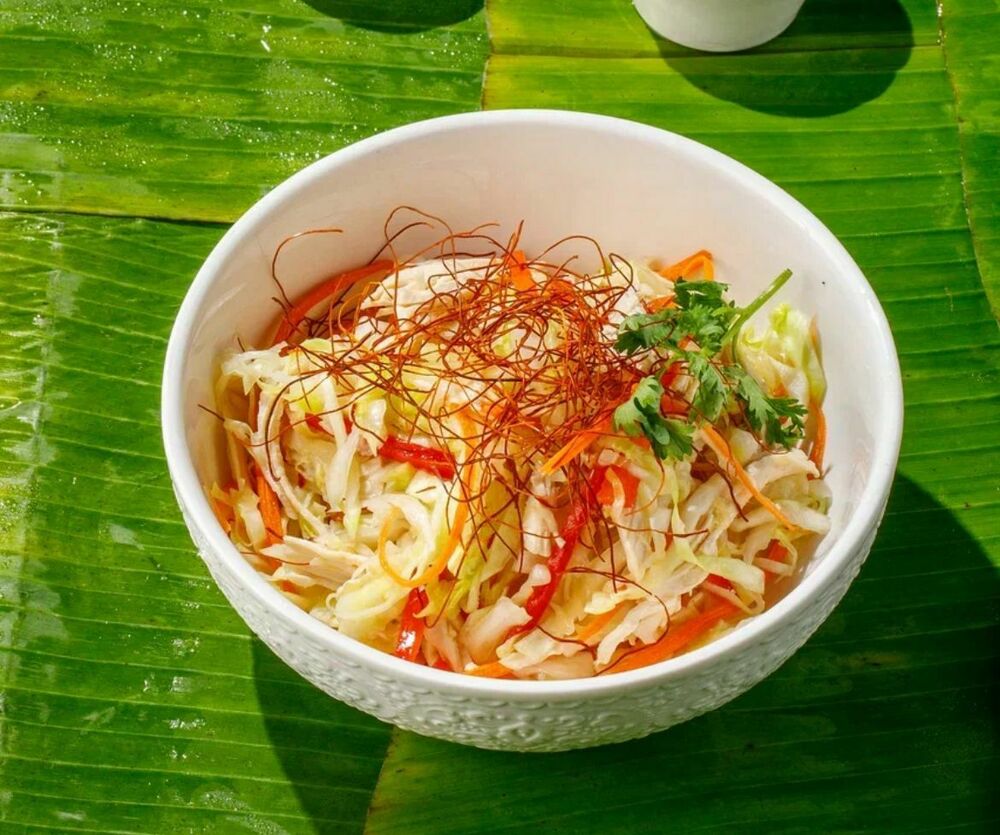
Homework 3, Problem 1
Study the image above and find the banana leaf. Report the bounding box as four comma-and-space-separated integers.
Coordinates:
369, 3, 1000, 829
0, 0, 997, 832
939, 0, 1000, 308
0, 213, 394, 832
0, 0, 487, 222
488, 0, 938, 56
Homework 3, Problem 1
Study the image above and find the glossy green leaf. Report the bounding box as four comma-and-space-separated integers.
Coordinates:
0, 213, 396, 832
1, 0, 998, 833
489, 0, 939, 57
0, 0, 487, 221
368, 1, 1000, 831
939, 0, 1000, 312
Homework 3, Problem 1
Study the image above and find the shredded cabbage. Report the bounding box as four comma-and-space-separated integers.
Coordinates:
211, 250, 830, 679
738, 303, 826, 405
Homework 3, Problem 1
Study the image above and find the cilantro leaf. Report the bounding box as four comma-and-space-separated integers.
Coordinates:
685, 353, 729, 421
612, 376, 694, 460
676, 305, 730, 354
672, 277, 728, 310
615, 281, 735, 356
611, 268, 806, 460
615, 310, 678, 355
729, 365, 807, 446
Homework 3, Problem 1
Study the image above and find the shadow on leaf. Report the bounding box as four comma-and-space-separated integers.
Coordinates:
302, 0, 483, 32
659, 0, 914, 117
252, 639, 391, 834
363, 474, 999, 831
253, 474, 998, 832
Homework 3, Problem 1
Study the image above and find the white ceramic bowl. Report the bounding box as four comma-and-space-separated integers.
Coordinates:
162, 110, 902, 752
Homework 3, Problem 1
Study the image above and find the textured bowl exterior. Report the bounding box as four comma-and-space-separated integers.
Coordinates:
163, 111, 903, 753
176, 482, 884, 751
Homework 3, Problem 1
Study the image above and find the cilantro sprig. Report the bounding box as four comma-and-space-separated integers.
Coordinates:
612, 270, 806, 458
613, 376, 694, 460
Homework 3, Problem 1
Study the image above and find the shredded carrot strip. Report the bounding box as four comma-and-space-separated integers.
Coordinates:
211, 495, 233, 534
758, 539, 791, 578
700, 425, 796, 530
410, 497, 469, 586
279, 580, 299, 594
272, 259, 394, 345
647, 251, 714, 310
596, 466, 639, 509
610, 601, 736, 674
660, 362, 683, 390
256, 470, 284, 544
396, 464, 474, 589
574, 603, 627, 643
377, 506, 415, 586
508, 249, 536, 291
810, 399, 827, 471
658, 249, 714, 280
465, 660, 514, 678
539, 416, 612, 475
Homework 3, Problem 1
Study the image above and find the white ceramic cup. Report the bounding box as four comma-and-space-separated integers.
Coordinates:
162, 110, 902, 752
634, 0, 807, 52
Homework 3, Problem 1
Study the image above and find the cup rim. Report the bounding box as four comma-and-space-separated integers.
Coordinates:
162, 109, 903, 699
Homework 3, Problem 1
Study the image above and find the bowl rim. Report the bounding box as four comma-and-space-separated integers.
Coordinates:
162, 108, 903, 699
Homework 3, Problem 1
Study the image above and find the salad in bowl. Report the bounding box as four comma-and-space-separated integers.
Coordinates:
209, 210, 830, 680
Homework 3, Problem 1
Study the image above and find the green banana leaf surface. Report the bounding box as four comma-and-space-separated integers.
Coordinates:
0, 0, 997, 832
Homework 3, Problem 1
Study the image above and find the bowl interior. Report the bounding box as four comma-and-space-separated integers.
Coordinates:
174, 112, 896, 637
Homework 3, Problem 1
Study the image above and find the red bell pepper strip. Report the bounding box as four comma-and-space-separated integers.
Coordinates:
660, 393, 689, 416
378, 435, 456, 480
596, 465, 639, 509
658, 362, 688, 416
659, 361, 683, 390
272, 259, 394, 345
516, 466, 607, 634
303, 413, 331, 436
394, 588, 429, 662
304, 412, 353, 436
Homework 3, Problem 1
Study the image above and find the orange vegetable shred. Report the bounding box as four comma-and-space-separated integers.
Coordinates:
610, 602, 736, 674
508, 249, 536, 291
574, 603, 627, 643
701, 425, 796, 530
256, 470, 284, 545
810, 399, 827, 471
658, 249, 714, 281
596, 465, 639, 509
539, 416, 612, 475
465, 660, 514, 679
273, 260, 394, 345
